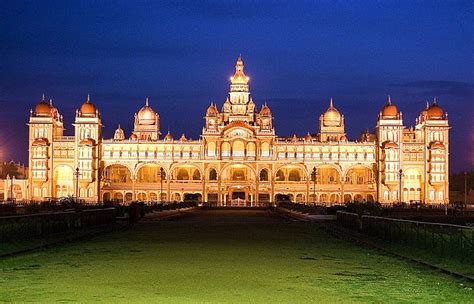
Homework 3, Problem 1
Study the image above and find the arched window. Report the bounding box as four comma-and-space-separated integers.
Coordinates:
288, 169, 301, 181
177, 168, 189, 180
192, 169, 201, 180
209, 169, 217, 180
275, 170, 285, 181
259, 169, 269, 181
232, 169, 245, 181
232, 140, 245, 157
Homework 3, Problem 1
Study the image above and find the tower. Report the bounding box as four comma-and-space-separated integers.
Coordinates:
28, 95, 64, 200
416, 99, 449, 203
74, 95, 102, 201
225, 56, 255, 123
376, 96, 404, 203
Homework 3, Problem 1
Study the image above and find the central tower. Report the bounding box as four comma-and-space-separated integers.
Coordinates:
222, 55, 256, 124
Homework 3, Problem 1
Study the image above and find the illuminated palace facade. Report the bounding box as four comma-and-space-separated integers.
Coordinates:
27, 57, 449, 205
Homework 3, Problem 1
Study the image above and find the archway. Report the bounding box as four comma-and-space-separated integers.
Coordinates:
345, 166, 374, 184
105, 164, 132, 184
316, 166, 341, 184
136, 165, 165, 183
54, 165, 74, 198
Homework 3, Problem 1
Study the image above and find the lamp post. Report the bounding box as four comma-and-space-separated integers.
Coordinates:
160, 167, 165, 203
398, 169, 403, 204
74, 167, 81, 204
311, 167, 317, 204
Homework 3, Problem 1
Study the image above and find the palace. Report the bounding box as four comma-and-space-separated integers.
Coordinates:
22, 56, 449, 206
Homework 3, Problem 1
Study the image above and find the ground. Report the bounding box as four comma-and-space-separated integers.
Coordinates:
0, 209, 472, 303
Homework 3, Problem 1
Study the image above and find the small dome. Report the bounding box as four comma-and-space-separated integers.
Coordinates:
305, 132, 313, 141
427, 101, 444, 119
79, 95, 97, 117
291, 134, 298, 142
222, 97, 231, 112
260, 102, 271, 116
130, 133, 138, 140
164, 131, 173, 141
381, 96, 398, 119
206, 103, 218, 116
322, 99, 341, 126
137, 98, 158, 125
34, 95, 52, 117
179, 133, 188, 142
114, 125, 125, 141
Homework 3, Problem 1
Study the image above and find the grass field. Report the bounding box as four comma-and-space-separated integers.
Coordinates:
0, 209, 472, 303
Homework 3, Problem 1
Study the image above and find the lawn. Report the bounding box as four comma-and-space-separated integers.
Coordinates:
0, 209, 472, 303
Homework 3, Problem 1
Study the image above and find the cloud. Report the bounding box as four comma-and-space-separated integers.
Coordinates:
392, 80, 474, 98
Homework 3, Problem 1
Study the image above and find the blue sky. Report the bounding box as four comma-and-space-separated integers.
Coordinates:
0, 0, 473, 172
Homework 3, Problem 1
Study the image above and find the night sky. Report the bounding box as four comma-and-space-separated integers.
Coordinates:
1, 0, 473, 172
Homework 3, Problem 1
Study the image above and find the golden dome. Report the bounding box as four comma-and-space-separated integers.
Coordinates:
137, 98, 157, 125
305, 132, 313, 141
179, 133, 188, 142
427, 101, 444, 119
260, 102, 271, 116
130, 133, 138, 140
322, 99, 341, 126
164, 131, 173, 141
34, 95, 52, 116
381, 96, 398, 119
206, 103, 218, 116
80, 95, 97, 116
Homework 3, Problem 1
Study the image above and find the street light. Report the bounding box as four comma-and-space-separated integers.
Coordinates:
160, 167, 165, 203
398, 169, 403, 204
311, 167, 317, 204
74, 167, 81, 204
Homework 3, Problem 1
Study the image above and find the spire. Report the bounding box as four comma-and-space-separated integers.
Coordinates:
425, 100, 430, 109
329, 98, 334, 108
49, 98, 53, 106
387, 95, 392, 105
86, 94, 90, 103
433, 97, 438, 105
42, 93, 45, 101
145, 97, 149, 106
118, 124, 121, 129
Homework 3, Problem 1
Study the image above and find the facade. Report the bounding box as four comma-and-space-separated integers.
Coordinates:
25, 57, 449, 205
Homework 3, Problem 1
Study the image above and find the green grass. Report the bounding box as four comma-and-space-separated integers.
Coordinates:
0, 210, 472, 303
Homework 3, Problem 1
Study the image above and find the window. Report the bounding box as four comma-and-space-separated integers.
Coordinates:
259, 169, 269, 181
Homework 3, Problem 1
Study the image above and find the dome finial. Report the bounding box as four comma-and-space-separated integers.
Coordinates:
433, 97, 438, 105
145, 97, 149, 106
426, 100, 430, 109
49, 98, 53, 106
42, 93, 45, 101
329, 98, 334, 108
86, 94, 90, 103
387, 95, 392, 105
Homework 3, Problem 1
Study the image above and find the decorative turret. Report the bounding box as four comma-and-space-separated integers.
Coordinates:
78, 94, 99, 118
318, 98, 346, 142
114, 125, 125, 141
132, 98, 160, 140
